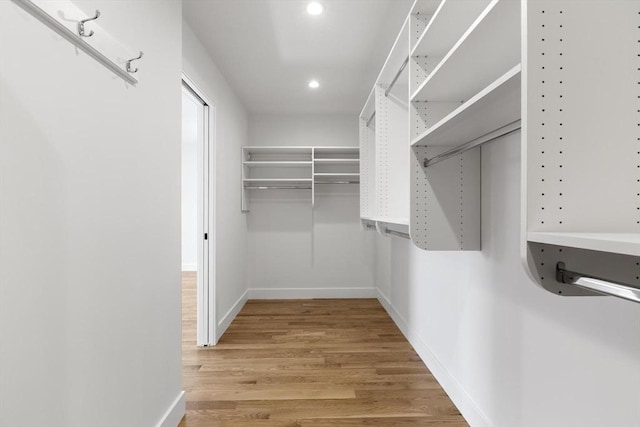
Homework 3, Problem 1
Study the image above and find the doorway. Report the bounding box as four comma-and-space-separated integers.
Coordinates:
181, 76, 216, 346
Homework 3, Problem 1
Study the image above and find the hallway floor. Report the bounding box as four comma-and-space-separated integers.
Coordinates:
179, 272, 468, 426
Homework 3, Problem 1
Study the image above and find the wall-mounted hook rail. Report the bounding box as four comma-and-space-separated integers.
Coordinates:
423, 120, 521, 168
384, 227, 410, 239
126, 51, 144, 73
77, 9, 100, 37
11, 0, 138, 85
556, 262, 640, 303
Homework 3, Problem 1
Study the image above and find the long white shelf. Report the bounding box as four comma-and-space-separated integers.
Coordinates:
314, 159, 359, 165
411, 64, 521, 147
314, 173, 359, 177
244, 178, 312, 183
411, 0, 492, 58
528, 232, 640, 257
243, 161, 311, 168
411, 0, 520, 102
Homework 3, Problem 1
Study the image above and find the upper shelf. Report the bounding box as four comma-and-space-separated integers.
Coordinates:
244, 161, 312, 168
411, 0, 520, 102
411, 0, 492, 58
411, 64, 521, 147
528, 232, 640, 257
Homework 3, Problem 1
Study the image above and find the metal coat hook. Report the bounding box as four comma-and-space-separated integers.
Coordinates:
78, 10, 100, 37
126, 51, 143, 73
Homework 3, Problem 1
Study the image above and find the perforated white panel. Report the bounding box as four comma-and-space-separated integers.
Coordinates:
375, 86, 390, 219
359, 118, 375, 218
524, 0, 640, 295
411, 145, 480, 250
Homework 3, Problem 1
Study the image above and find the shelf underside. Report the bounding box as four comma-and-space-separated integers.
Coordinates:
528, 232, 640, 257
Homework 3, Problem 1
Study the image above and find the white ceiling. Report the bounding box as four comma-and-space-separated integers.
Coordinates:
183, 0, 413, 115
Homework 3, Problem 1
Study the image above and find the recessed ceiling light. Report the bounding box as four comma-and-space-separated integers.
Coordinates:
306, 1, 324, 16
308, 80, 320, 89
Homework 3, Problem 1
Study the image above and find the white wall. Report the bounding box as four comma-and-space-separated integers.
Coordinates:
247, 115, 375, 297
181, 90, 199, 271
377, 134, 640, 427
182, 22, 249, 333
0, 1, 183, 426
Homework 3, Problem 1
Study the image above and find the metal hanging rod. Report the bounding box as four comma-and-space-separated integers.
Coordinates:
315, 181, 360, 184
423, 120, 521, 168
244, 186, 312, 190
556, 262, 640, 304
11, 0, 139, 85
384, 228, 410, 239
366, 111, 376, 128
384, 56, 410, 97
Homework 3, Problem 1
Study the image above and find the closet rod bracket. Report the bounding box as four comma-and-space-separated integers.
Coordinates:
556, 262, 640, 303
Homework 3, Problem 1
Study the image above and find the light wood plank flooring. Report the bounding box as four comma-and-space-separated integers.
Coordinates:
180, 272, 468, 426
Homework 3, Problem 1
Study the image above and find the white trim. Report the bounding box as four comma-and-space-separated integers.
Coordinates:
155, 390, 185, 427
182, 72, 217, 346
181, 263, 197, 272
217, 290, 248, 342
248, 287, 378, 300
376, 289, 493, 427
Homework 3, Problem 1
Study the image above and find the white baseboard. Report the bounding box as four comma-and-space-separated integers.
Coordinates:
156, 390, 185, 427
248, 287, 378, 299
376, 290, 492, 427
217, 289, 248, 342
181, 263, 197, 272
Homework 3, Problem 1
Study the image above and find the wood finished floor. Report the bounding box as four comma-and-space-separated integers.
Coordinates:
180, 272, 468, 426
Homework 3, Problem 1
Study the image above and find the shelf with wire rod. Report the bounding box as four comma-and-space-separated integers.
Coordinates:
412, 64, 521, 150
241, 146, 359, 212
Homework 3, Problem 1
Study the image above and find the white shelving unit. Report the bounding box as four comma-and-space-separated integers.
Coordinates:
358, 14, 412, 239
361, 0, 639, 301
407, 0, 521, 250
242, 146, 359, 212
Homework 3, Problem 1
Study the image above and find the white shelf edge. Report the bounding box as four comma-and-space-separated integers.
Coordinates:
411, 63, 521, 147
528, 232, 640, 257
314, 173, 360, 176
243, 178, 313, 182
243, 161, 312, 166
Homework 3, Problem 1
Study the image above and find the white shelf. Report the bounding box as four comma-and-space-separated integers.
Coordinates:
411, 64, 520, 147
243, 161, 312, 168
244, 178, 312, 184
243, 146, 312, 154
411, 0, 492, 58
411, 0, 520, 102
528, 232, 640, 257
314, 173, 359, 177
314, 159, 359, 165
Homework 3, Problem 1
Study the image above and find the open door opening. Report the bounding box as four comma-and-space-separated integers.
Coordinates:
181, 76, 215, 346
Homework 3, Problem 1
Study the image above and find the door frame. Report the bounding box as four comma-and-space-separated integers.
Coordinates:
182, 72, 217, 346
